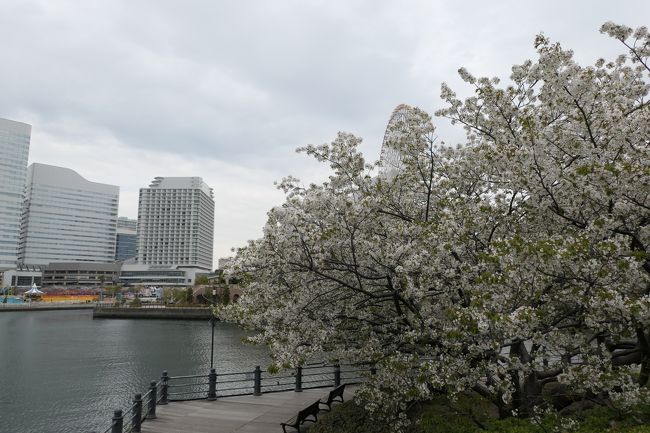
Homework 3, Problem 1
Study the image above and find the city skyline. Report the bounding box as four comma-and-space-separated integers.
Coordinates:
0, 118, 219, 270
1, 1, 648, 260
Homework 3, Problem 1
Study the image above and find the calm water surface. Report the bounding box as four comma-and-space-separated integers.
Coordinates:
0, 309, 270, 433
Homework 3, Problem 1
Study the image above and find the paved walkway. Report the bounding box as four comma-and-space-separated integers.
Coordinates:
0, 303, 94, 312
141, 386, 355, 433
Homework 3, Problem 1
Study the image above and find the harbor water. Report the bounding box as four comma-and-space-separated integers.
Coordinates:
0, 309, 270, 433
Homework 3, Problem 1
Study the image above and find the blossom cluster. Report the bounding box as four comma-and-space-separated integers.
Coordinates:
220, 22, 650, 429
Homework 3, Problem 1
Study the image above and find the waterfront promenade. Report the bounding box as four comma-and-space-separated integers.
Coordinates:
141, 386, 355, 433
93, 305, 213, 320
0, 302, 94, 312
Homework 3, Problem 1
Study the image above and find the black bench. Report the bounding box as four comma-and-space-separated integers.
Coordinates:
319, 384, 346, 411
281, 400, 320, 433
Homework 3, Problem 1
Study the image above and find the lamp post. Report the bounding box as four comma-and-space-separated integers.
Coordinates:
210, 288, 217, 370
210, 314, 216, 369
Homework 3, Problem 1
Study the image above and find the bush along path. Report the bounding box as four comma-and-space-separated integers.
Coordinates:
310, 393, 650, 433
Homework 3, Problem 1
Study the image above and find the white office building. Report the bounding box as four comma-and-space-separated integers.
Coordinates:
137, 177, 214, 270
18, 163, 119, 265
0, 118, 31, 270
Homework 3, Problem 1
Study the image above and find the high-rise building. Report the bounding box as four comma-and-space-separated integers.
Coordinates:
115, 216, 137, 262
217, 257, 233, 271
117, 216, 137, 232
18, 163, 119, 265
136, 177, 214, 270
0, 118, 31, 270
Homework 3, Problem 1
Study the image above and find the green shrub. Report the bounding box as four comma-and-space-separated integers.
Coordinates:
309, 401, 388, 433
129, 298, 141, 307
412, 392, 496, 433
309, 393, 650, 433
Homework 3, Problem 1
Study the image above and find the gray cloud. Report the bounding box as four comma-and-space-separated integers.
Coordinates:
1, 0, 648, 261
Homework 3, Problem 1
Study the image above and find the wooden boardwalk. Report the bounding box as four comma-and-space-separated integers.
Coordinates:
141, 386, 355, 433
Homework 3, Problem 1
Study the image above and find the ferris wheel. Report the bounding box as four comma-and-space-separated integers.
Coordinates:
378, 104, 412, 176
378, 104, 435, 177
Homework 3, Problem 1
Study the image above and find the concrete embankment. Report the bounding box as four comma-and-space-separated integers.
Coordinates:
93, 306, 213, 320
0, 303, 95, 312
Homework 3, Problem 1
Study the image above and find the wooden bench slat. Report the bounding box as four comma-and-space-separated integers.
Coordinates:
281, 399, 320, 433
319, 384, 346, 411
281, 385, 347, 432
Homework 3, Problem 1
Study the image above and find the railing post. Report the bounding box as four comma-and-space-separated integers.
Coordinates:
147, 381, 157, 419
207, 368, 217, 401
111, 409, 123, 433
295, 366, 302, 392
132, 394, 142, 432
160, 371, 169, 405
334, 364, 341, 387
253, 366, 262, 396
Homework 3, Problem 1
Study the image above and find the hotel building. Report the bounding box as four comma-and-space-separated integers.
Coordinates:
136, 177, 214, 270
18, 163, 119, 265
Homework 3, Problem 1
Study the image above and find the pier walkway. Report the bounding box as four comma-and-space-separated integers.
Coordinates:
141, 386, 355, 433
0, 302, 94, 312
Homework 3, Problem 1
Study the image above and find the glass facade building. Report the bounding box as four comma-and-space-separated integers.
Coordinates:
0, 118, 31, 270
18, 163, 119, 265
115, 217, 137, 261
117, 216, 137, 232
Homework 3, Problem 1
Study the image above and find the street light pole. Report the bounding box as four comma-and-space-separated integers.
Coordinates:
210, 315, 216, 370
210, 288, 217, 370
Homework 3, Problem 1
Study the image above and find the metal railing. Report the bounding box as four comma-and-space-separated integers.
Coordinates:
96, 362, 372, 433
93, 303, 210, 309
0, 301, 94, 308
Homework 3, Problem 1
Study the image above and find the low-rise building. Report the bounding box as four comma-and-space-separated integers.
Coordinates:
42, 262, 121, 287
119, 264, 204, 287
1, 264, 43, 288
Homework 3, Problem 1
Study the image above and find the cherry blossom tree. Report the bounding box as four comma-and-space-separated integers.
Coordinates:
221, 23, 650, 428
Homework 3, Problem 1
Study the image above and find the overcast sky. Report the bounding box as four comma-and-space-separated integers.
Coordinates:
1, 0, 647, 266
